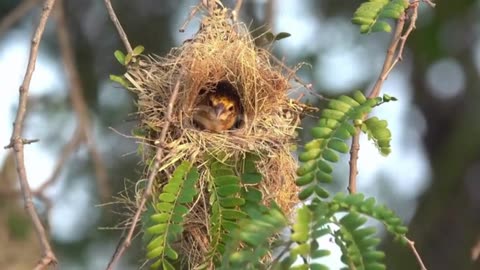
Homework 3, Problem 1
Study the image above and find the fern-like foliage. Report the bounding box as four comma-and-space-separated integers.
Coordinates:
352, 0, 409, 33
333, 211, 384, 270
274, 194, 407, 270
218, 90, 404, 269
280, 205, 332, 270
207, 161, 247, 265
219, 207, 288, 270
296, 90, 391, 201
282, 91, 399, 269
145, 161, 200, 269
330, 193, 408, 243
324, 193, 410, 270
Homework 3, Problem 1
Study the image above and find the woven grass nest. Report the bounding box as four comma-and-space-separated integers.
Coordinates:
123, 7, 308, 268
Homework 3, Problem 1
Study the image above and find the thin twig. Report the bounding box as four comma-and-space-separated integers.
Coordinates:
422, 0, 436, 7
55, 0, 110, 203
87, 141, 110, 202
6, 0, 58, 268
384, 1, 419, 78
270, 240, 293, 266
232, 0, 243, 22
369, 14, 405, 99
0, 0, 39, 38
35, 127, 83, 194
1, 129, 80, 200
203, 0, 222, 14
180, 4, 201, 32
265, 0, 274, 30
107, 78, 183, 270
405, 237, 428, 270
269, 55, 326, 100
104, 0, 133, 54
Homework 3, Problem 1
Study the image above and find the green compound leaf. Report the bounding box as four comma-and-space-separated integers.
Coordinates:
331, 193, 409, 241
220, 208, 287, 270
296, 90, 389, 201
207, 161, 247, 266
145, 161, 199, 269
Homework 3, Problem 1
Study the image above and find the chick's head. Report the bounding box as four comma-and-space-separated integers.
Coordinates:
209, 93, 238, 121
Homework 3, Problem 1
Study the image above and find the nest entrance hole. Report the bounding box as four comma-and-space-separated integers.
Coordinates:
197, 80, 240, 104
194, 80, 245, 131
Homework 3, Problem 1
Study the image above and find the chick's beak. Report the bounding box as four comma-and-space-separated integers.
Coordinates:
214, 103, 225, 118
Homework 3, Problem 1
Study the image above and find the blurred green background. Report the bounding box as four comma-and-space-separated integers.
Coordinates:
1, 0, 479, 269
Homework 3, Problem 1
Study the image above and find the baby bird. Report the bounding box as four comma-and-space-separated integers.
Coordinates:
193, 91, 240, 132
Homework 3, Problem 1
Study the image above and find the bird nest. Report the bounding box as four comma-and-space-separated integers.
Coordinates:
123, 7, 306, 268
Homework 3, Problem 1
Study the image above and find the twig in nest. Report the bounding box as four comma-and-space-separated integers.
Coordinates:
104, 0, 133, 54
6, 0, 58, 268
202, 0, 223, 14
232, 0, 243, 22
106, 77, 183, 270
180, 3, 202, 32
270, 55, 326, 100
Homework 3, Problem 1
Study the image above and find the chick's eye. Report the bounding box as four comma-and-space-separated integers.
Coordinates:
227, 105, 234, 111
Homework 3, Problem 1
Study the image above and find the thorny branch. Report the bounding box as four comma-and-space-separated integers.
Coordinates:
107, 78, 183, 270
347, 1, 432, 269
4, 0, 58, 268
0, 129, 81, 206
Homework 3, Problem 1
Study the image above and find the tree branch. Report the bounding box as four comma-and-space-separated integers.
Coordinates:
405, 237, 428, 270
106, 77, 183, 270
347, 2, 430, 269
35, 127, 83, 194
348, 5, 410, 194
6, 0, 58, 268
55, 0, 110, 203
0, 0, 40, 38
103, 0, 133, 54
